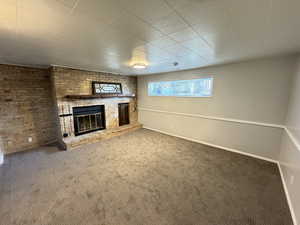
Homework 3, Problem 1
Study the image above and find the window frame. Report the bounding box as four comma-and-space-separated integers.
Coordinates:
147, 77, 214, 98
92, 81, 123, 95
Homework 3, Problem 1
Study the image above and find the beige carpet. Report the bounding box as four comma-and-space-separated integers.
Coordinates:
0, 128, 293, 225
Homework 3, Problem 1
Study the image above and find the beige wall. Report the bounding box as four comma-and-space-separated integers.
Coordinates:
138, 56, 296, 160
0, 65, 57, 154
279, 56, 300, 224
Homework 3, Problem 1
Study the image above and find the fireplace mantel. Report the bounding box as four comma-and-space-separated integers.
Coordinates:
65, 94, 136, 100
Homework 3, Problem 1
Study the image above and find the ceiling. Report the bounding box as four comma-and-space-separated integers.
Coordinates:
1, 0, 300, 75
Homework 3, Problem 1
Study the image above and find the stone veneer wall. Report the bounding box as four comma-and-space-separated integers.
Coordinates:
50, 66, 138, 145
0, 64, 57, 154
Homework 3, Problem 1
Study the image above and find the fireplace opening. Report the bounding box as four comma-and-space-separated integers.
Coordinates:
73, 105, 105, 136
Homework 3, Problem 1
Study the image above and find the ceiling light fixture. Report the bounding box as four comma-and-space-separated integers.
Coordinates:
132, 63, 146, 69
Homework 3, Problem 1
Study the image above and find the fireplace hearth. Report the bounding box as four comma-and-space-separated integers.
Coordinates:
73, 105, 105, 136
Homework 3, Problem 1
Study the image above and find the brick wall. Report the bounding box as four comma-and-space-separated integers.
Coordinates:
0, 64, 57, 154
51, 66, 138, 142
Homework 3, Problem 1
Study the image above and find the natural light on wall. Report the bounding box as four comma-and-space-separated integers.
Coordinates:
148, 78, 213, 97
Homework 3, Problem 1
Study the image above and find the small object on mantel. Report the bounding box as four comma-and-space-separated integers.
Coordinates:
65, 94, 136, 100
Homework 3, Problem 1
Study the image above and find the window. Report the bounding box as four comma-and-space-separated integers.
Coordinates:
148, 78, 213, 97
92, 82, 122, 94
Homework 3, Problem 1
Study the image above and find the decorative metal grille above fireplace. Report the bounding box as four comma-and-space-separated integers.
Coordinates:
73, 105, 105, 136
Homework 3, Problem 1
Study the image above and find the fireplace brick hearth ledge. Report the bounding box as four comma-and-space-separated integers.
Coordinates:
50, 66, 140, 150
63, 123, 142, 150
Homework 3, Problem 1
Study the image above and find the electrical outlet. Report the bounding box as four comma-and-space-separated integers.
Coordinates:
290, 175, 295, 185
28, 137, 33, 143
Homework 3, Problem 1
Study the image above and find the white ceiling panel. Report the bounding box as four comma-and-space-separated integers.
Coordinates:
119, 0, 172, 23
75, 0, 125, 24
55, 0, 78, 8
163, 44, 195, 57
179, 1, 232, 51
181, 38, 214, 56
165, 0, 210, 10
169, 27, 198, 42
0, 0, 17, 57
0, 0, 17, 31
136, 45, 173, 61
109, 15, 164, 42
0, 0, 300, 75
146, 36, 178, 49
18, 0, 72, 39
152, 11, 188, 35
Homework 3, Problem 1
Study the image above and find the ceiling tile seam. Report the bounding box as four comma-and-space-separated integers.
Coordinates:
162, 45, 203, 59
155, 22, 190, 36
140, 31, 209, 59
115, 1, 165, 37
176, 54, 209, 64
113, 1, 188, 59
166, 40, 211, 60
162, 1, 217, 61
87, 0, 209, 64
114, 0, 197, 53
143, 40, 204, 61
114, 0, 206, 63
163, 0, 213, 50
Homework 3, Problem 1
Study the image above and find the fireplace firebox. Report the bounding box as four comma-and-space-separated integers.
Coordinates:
73, 105, 105, 136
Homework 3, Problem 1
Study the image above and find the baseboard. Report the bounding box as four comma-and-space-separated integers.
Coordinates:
143, 126, 278, 163
143, 126, 297, 224
277, 162, 298, 225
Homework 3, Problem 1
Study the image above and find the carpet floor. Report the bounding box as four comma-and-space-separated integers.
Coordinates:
0, 128, 293, 225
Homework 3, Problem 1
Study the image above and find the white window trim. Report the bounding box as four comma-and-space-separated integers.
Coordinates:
148, 77, 214, 98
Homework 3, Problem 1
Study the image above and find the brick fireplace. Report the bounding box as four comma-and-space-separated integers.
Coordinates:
50, 66, 141, 150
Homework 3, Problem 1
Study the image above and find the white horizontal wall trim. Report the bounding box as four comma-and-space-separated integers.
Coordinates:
143, 126, 297, 224
284, 127, 300, 153
278, 162, 298, 225
139, 107, 285, 129
139, 108, 300, 155
140, 109, 299, 224
143, 126, 278, 163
